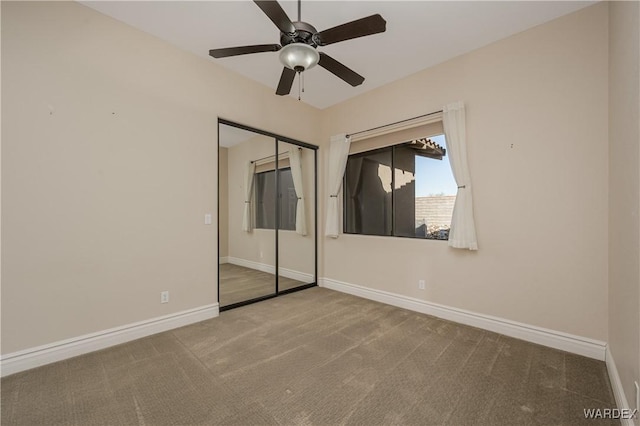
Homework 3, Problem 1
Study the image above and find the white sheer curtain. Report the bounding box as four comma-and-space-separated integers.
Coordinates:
443, 101, 478, 250
325, 134, 351, 238
242, 161, 256, 232
288, 147, 307, 236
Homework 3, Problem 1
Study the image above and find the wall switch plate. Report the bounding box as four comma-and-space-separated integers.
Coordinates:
204, 214, 212, 225
160, 291, 169, 304
418, 280, 426, 290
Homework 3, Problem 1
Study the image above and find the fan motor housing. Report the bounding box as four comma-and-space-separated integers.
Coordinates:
280, 21, 318, 47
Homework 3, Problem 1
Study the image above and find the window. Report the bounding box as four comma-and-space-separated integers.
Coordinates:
255, 168, 297, 230
344, 134, 456, 240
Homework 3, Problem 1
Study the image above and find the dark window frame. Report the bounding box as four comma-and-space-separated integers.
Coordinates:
343, 140, 452, 241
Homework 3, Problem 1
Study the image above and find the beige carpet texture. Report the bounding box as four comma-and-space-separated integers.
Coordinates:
1, 288, 618, 425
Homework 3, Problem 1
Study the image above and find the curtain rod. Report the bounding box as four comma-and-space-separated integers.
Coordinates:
346, 110, 443, 139
250, 147, 302, 164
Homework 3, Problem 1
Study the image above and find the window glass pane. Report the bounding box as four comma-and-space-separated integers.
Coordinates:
392, 145, 417, 238
413, 134, 457, 240
255, 171, 276, 229
343, 133, 456, 240
255, 168, 296, 231
344, 148, 392, 236
278, 168, 296, 231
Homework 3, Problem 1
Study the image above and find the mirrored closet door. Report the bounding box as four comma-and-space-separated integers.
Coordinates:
218, 120, 317, 310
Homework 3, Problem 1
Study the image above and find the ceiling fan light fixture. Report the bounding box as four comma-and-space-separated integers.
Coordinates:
279, 43, 319, 72
209, 1, 386, 96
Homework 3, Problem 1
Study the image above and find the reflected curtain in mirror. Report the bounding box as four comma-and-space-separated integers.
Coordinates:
242, 161, 256, 232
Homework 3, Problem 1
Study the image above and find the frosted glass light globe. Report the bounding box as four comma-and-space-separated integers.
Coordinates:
279, 43, 319, 72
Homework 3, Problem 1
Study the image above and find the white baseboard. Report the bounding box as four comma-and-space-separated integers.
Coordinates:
0, 303, 219, 377
227, 257, 314, 283
219, 256, 229, 264
278, 266, 314, 283
228, 256, 274, 274
606, 347, 636, 426
319, 277, 606, 361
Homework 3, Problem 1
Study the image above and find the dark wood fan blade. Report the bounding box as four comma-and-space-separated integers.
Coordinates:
254, 1, 296, 34
276, 67, 296, 95
315, 14, 386, 46
318, 53, 364, 87
209, 44, 281, 58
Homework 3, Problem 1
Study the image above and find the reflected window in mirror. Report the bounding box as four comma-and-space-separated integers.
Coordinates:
255, 168, 296, 231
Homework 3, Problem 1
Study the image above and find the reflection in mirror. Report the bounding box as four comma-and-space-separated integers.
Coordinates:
219, 123, 276, 307
277, 140, 316, 290
218, 121, 317, 310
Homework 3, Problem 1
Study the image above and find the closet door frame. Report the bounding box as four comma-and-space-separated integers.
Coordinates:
217, 118, 318, 312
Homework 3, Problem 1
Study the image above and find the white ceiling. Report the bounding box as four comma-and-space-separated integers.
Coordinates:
81, 1, 595, 109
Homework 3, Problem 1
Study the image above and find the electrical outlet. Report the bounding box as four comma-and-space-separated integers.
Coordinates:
160, 291, 169, 304
418, 280, 425, 290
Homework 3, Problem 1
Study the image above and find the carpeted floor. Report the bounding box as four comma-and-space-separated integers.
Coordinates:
219, 263, 305, 307
1, 287, 617, 425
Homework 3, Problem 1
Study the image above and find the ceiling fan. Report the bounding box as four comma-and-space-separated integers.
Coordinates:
209, 0, 387, 97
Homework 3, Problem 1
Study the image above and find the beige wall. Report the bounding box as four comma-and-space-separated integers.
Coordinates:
320, 3, 609, 341
219, 147, 229, 258
1, 1, 320, 354
608, 0, 640, 412
226, 135, 315, 276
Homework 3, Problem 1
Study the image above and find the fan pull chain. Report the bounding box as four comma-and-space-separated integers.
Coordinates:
296, 72, 306, 101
